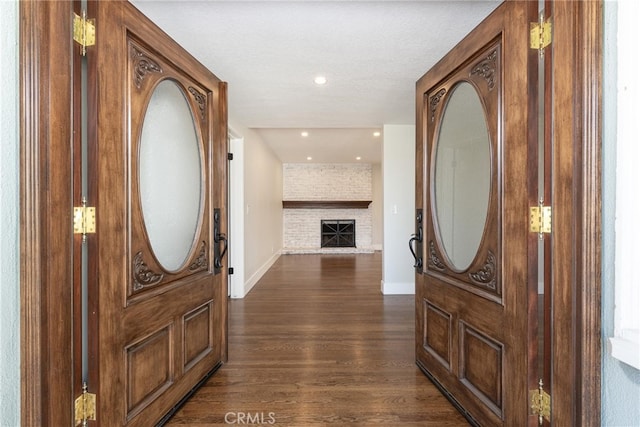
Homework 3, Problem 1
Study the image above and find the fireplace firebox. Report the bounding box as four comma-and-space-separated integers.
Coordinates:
321, 220, 356, 248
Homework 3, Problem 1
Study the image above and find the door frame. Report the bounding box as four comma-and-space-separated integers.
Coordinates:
20, 1, 76, 425
228, 131, 246, 299
20, 0, 601, 425
550, 1, 602, 424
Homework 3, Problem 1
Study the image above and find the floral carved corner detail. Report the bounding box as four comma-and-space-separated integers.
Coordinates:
131, 46, 163, 89
189, 241, 208, 272
188, 87, 206, 120
470, 49, 498, 91
428, 241, 446, 272
133, 251, 164, 290
429, 88, 447, 123
469, 251, 497, 290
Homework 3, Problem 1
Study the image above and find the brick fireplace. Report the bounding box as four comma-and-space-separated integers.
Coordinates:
282, 163, 374, 254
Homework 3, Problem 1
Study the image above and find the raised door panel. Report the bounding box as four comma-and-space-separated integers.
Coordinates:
423, 300, 452, 370
183, 301, 215, 372
125, 325, 173, 420
459, 322, 504, 417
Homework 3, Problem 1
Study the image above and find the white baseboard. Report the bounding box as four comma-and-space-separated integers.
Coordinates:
242, 251, 281, 297
380, 280, 415, 295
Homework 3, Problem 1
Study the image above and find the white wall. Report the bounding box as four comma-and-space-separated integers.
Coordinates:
381, 125, 415, 295
602, 1, 640, 424
233, 122, 283, 296
0, 0, 20, 424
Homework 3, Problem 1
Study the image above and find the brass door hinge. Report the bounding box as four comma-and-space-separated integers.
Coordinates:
530, 199, 551, 238
530, 12, 552, 57
74, 383, 96, 426
74, 197, 96, 239
530, 380, 551, 425
73, 11, 95, 56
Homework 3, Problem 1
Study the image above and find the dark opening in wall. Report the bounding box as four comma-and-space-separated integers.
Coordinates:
321, 220, 356, 248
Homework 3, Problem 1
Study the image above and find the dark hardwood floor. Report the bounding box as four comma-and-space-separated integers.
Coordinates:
166, 253, 468, 426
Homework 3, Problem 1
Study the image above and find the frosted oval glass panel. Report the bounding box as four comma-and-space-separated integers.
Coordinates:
139, 80, 202, 271
433, 82, 491, 270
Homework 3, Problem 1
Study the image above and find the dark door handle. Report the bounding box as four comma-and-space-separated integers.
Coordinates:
409, 227, 423, 269
214, 232, 228, 270
213, 208, 227, 273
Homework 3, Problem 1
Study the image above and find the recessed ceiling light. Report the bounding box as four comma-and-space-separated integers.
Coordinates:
373, 131, 381, 137
307, 156, 313, 161
356, 156, 362, 160
314, 76, 327, 85
301, 131, 309, 137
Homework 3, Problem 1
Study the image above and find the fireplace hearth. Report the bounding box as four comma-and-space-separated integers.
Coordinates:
321, 220, 356, 248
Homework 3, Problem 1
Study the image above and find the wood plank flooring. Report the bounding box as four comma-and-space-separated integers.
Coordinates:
166, 253, 468, 426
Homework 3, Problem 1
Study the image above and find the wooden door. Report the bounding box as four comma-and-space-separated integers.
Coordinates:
87, 1, 228, 425
414, 2, 538, 425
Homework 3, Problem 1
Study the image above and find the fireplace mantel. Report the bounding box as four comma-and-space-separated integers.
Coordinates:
282, 200, 371, 209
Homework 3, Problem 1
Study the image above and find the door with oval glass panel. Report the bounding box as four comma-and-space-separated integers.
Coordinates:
414, 1, 540, 426
86, 1, 228, 425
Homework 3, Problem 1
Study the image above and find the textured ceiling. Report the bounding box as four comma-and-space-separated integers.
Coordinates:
132, 0, 501, 163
